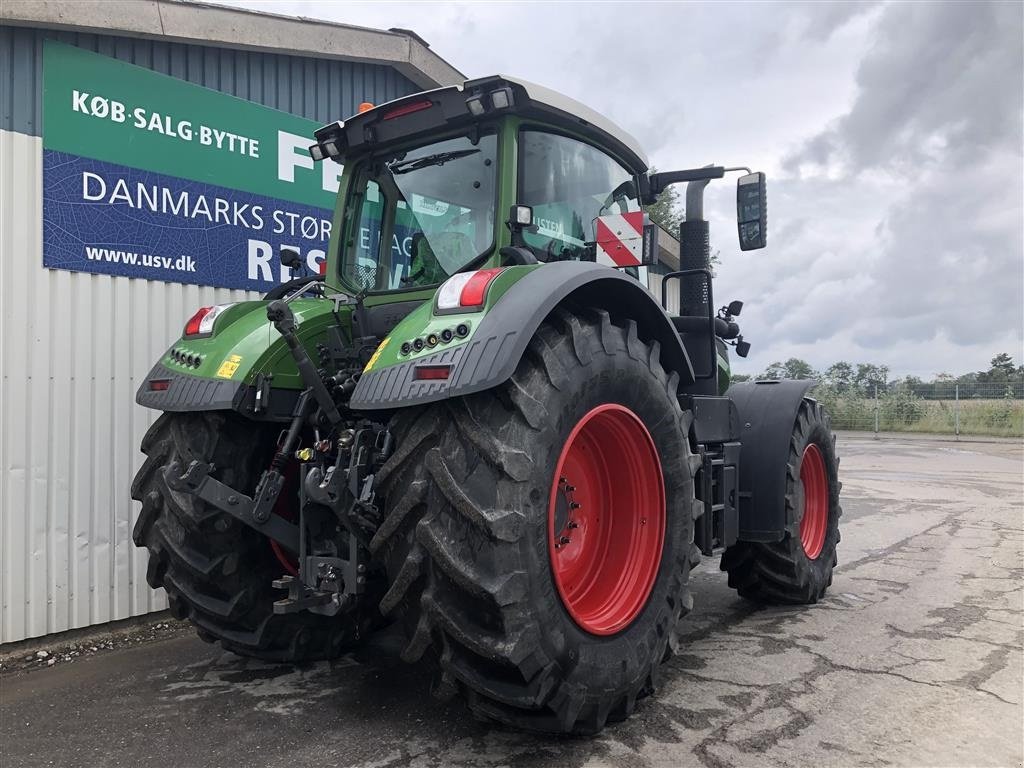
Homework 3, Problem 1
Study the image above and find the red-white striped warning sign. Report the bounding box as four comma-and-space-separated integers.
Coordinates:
595, 212, 645, 267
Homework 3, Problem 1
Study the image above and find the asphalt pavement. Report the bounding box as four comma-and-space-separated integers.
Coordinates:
2, 434, 1022, 768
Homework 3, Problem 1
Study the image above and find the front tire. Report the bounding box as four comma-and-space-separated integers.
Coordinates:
373, 309, 700, 734
720, 398, 842, 603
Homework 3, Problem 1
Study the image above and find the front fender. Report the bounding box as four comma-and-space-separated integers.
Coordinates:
350, 261, 695, 410
727, 379, 817, 542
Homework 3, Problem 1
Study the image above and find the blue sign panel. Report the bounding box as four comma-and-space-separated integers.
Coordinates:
43, 151, 333, 292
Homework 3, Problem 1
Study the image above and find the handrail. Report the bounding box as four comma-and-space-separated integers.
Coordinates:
661, 268, 716, 381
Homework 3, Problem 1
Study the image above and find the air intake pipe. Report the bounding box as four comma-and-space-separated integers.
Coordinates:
678, 175, 717, 394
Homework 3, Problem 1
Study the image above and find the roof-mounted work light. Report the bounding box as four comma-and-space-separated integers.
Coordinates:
308, 139, 341, 162
489, 86, 513, 110
465, 85, 515, 117
308, 121, 347, 163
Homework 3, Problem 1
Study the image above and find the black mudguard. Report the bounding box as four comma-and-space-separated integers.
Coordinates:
727, 379, 816, 542
351, 261, 695, 409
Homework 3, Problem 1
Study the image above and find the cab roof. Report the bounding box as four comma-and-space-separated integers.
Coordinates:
313, 74, 650, 173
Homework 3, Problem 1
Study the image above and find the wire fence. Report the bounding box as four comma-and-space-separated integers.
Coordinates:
810, 380, 1024, 438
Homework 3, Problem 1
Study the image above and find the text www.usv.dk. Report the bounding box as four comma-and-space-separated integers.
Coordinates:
85, 246, 197, 272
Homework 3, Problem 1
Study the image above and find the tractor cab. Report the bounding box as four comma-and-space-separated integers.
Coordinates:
309, 75, 766, 392
310, 76, 659, 297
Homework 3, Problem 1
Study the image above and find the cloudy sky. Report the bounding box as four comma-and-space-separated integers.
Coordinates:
222, 0, 1022, 379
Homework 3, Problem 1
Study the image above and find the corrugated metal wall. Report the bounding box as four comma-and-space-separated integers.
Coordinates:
0, 127, 256, 642
0, 24, 418, 644
0, 25, 418, 135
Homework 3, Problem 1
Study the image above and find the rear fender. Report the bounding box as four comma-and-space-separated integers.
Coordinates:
349, 261, 695, 409
136, 299, 343, 416
727, 379, 816, 541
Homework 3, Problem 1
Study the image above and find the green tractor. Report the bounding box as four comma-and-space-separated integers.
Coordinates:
131, 76, 841, 734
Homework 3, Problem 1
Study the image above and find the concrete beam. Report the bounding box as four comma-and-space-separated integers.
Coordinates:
657, 225, 680, 271
0, 0, 465, 89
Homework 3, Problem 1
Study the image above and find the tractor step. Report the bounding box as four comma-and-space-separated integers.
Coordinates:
694, 442, 741, 555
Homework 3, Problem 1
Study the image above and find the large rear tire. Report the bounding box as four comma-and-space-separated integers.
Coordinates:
720, 398, 842, 603
373, 308, 700, 734
131, 412, 376, 660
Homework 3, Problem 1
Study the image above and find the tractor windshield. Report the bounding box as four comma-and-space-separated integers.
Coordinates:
340, 133, 498, 293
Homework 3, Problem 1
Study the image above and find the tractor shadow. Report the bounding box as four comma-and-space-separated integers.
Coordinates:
156, 572, 793, 767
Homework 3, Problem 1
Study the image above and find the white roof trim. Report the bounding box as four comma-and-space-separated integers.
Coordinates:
497, 75, 649, 168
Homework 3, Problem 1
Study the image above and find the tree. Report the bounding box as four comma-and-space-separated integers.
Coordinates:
645, 168, 684, 233
758, 358, 816, 380
758, 361, 785, 380
980, 353, 1017, 382
853, 363, 889, 393
730, 373, 752, 383
783, 358, 817, 380
824, 361, 854, 392
645, 167, 720, 269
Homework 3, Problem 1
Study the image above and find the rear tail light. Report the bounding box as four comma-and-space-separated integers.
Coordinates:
436, 268, 504, 312
382, 99, 433, 120
183, 304, 231, 337
413, 365, 451, 381
148, 379, 171, 391
184, 307, 212, 336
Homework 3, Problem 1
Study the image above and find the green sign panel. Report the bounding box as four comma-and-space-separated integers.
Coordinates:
43, 41, 339, 208
42, 41, 343, 290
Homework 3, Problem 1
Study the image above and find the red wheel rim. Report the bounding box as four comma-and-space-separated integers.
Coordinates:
548, 404, 665, 636
799, 443, 828, 559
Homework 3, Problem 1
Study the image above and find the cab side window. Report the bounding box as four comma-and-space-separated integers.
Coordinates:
518, 130, 640, 261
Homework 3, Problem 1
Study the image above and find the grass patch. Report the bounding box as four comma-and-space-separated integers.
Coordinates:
813, 391, 1024, 438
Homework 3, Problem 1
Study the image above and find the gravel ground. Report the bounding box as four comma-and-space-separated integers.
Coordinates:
1, 433, 1021, 768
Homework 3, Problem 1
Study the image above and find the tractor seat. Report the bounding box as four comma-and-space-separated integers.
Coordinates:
407, 232, 476, 286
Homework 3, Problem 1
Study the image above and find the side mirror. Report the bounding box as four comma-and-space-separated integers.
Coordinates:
280, 247, 303, 270
736, 172, 767, 251
727, 299, 743, 316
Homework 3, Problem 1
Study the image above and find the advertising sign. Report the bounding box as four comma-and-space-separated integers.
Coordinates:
42, 41, 341, 291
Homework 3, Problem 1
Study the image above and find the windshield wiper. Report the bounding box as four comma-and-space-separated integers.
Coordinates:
388, 148, 480, 174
